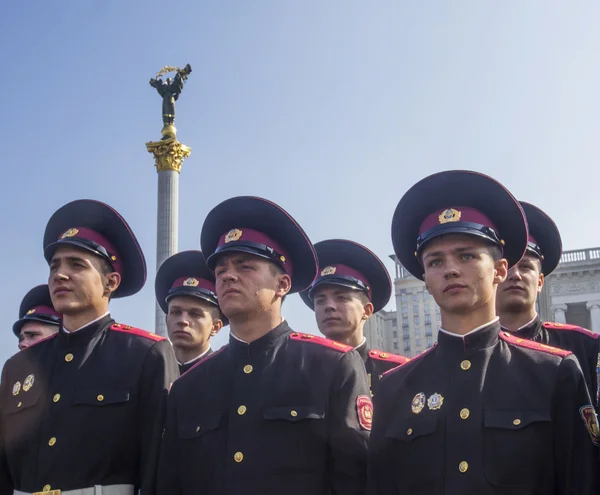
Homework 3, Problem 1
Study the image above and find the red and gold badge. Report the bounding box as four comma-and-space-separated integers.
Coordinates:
580, 405, 600, 445
356, 395, 373, 431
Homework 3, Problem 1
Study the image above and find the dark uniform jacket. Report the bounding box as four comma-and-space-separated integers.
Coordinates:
0, 314, 179, 494
157, 321, 371, 495
178, 348, 213, 375
354, 340, 410, 397
367, 320, 599, 495
506, 316, 600, 408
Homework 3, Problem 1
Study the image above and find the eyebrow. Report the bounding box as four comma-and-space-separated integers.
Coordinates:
51, 255, 88, 264
215, 254, 256, 268
422, 245, 477, 260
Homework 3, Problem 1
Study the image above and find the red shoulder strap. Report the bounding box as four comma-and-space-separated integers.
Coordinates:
500, 331, 571, 357
368, 349, 410, 365
289, 332, 352, 352
110, 323, 165, 342
543, 322, 600, 340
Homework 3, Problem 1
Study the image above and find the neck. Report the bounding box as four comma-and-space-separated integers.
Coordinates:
62, 304, 110, 332
175, 341, 210, 364
334, 326, 365, 348
499, 307, 538, 331
440, 303, 497, 336
229, 307, 283, 343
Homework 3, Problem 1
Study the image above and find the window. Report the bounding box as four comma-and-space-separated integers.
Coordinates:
393, 342, 399, 350
412, 294, 419, 303
415, 328, 421, 336
415, 338, 422, 347
426, 336, 433, 347
425, 314, 431, 324
403, 330, 410, 340
414, 316, 420, 326
425, 324, 432, 336
424, 305, 430, 315
402, 317, 409, 326
392, 319, 397, 328
404, 343, 411, 352
402, 306, 408, 315
392, 330, 398, 338
413, 304, 419, 315
401, 290, 407, 304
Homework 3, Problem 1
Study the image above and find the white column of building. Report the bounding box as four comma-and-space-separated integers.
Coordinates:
155, 169, 179, 337
552, 304, 568, 324
586, 301, 600, 333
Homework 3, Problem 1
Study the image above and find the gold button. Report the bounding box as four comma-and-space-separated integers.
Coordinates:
406, 428, 413, 435
234, 451, 244, 462
513, 418, 521, 426
48, 437, 57, 447
53, 394, 60, 403
459, 461, 469, 473
243, 364, 253, 374
460, 360, 471, 370
43, 485, 52, 492
237, 405, 247, 415
65, 353, 74, 362
196, 426, 201, 432
97, 394, 104, 402
17, 402, 22, 408
459, 408, 470, 420
290, 410, 298, 417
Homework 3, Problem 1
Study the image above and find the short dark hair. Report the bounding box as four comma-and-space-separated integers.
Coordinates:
268, 262, 287, 304
356, 290, 371, 306
486, 244, 503, 261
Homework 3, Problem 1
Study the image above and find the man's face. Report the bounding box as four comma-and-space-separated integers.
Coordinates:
166, 296, 221, 353
313, 285, 372, 342
48, 245, 115, 315
496, 253, 543, 315
18, 321, 58, 351
214, 253, 289, 319
422, 234, 507, 316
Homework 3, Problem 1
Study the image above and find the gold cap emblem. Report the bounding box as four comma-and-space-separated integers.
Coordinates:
321, 266, 337, 276
26, 309, 36, 315
438, 209, 461, 224
224, 229, 243, 243
60, 228, 79, 239
183, 278, 199, 287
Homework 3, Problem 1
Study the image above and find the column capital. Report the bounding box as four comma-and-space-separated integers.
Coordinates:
146, 137, 191, 173
586, 300, 600, 310
553, 303, 568, 312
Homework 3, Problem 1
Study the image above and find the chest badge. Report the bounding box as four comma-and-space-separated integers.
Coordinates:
23, 374, 35, 392
427, 393, 444, 410
411, 392, 426, 414
12, 381, 21, 396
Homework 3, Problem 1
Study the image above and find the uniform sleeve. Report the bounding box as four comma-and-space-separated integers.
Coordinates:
0, 363, 14, 495
327, 349, 371, 495
553, 354, 600, 494
155, 380, 182, 495
138, 339, 179, 494
594, 339, 600, 409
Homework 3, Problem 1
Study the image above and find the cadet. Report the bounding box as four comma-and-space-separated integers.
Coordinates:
497, 201, 600, 410
300, 239, 409, 396
157, 196, 371, 495
13, 285, 61, 351
0, 199, 179, 494
368, 171, 599, 494
155, 250, 227, 374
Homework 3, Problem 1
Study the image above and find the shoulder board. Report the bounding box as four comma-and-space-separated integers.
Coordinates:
542, 321, 600, 340
368, 349, 410, 365
289, 332, 352, 352
382, 343, 437, 378
110, 323, 165, 342
181, 345, 229, 377
500, 331, 571, 357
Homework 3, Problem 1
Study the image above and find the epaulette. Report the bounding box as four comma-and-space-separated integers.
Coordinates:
382, 343, 437, 378
181, 345, 229, 377
543, 321, 600, 340
368, 349, 410, 365
500, 331, 571, 357
110, 323, 165, 342
289, 332, 352, 352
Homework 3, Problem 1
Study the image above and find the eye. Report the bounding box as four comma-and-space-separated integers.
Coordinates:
428, 259, 442, 268
169, 309, 181, 316
461, 253, 474, 261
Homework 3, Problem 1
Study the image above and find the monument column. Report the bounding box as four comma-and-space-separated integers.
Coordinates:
146, 65, 192, 337
552, 303, 568, 324
586, 301, 600, 333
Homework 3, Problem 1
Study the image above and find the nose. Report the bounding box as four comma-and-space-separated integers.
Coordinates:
443, 260, 460, 280
507, 267, 522, 281
18, 341, 27, 351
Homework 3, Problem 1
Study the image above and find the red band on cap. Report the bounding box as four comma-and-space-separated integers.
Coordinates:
58, 227, 123, 276
170, 277, 216, 294
317, 264, 372, 300
26, 305, 61, 320
419, 207, 500, 235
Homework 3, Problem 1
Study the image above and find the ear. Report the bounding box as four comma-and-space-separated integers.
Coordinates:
362, 301, 374, 320
104, 272, 121, 297
210, 318, 224, 337
493, 259, 508, 285
275, 273, 292, 298
537, 273, 545, 294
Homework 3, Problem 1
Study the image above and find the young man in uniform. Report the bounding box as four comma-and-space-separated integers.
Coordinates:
13, 285, 61, 351
157, 196, 372, 495
0, 199, 179, 495
155, 250, 227, 374
497, 201, 600, 411
300, 239, 409, 396
368, 171, 599, 494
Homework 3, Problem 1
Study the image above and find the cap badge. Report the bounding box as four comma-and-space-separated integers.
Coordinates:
224, 229, 243, 243
12, 381, 21, 396
411, 392, 426, 414
427, 392, 444, 410
438, 209, 461, 224
60, 228, 79, 239
26, 309, 36, 315
321, 266, 337, 276
23, 374, 35, 392
183, 278, 199, 287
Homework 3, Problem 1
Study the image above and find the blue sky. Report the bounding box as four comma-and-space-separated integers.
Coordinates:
1, 1, 600, 365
